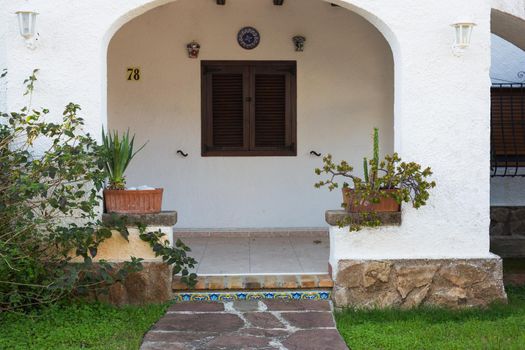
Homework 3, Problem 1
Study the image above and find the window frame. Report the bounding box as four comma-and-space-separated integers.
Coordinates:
201, 60, 297, 157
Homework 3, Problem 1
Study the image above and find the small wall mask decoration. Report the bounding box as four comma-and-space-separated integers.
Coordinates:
187, 41, 201, 58
293, 36, 306, 52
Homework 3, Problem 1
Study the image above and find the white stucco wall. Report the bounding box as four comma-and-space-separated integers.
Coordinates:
1, 0, 507, 259
0, 0, 7, 113
328, 226, 498, 269
107, 0, 394, 228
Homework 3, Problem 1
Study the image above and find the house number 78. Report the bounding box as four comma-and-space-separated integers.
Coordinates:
127, 68, 141, 81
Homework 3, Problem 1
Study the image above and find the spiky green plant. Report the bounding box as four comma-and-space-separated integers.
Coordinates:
370, 127, 380, 185
363, 157, 369, 183
373, 128, 379, 166
101, 128, 146, 190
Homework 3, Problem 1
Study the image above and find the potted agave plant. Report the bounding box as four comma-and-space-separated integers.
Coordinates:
101, 128, 163, 214
315, 128, 436, 230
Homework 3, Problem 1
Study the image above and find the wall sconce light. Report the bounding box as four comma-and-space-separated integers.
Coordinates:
16, 11, 38, 50
186, 41, 201, 59
273, 0, 285, 5
451, 21, 476, 55
293, 36, 306, 52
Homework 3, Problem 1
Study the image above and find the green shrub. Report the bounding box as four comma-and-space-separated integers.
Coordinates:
0, 70, 195, 312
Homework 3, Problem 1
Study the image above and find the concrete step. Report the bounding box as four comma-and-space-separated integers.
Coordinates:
173, 274, 333, 291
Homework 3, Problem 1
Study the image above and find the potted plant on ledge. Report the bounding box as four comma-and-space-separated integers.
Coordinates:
101, 128, 163, 214
315, 128, 436, 231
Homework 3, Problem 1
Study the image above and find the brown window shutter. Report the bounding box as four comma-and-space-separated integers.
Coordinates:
202, 64, 249, 153
253, 72, 288, 149
491, 87, 525, 167
211, 73, 245, 147
202, 61, 296, 156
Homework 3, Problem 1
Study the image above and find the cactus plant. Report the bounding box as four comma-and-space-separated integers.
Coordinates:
314, 128, 436, 231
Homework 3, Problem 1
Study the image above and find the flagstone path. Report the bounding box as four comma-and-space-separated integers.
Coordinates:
140, 299, 348, 350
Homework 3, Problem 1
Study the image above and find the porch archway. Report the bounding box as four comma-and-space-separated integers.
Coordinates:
101, 0, 400, 131
104, 0, 397, 228
491, 8, 525, 52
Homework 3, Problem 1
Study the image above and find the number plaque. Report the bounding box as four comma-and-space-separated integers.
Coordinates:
126, 67, 141, 81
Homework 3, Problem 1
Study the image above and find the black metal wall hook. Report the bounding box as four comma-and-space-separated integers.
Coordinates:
310, 150, 322, 157
177, 150, 188, 158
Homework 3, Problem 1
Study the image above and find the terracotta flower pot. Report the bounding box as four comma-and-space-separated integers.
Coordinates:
342, 188, 400, 213
104, 189, 163, 214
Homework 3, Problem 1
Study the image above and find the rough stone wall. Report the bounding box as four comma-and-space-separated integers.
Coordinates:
96, 262, 173, 306
333, 258, 507, 309
490, 206, 525, 258
490, 206, 525, 236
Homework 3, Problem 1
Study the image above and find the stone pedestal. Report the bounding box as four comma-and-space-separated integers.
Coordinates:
490, 206, 525, 258
104, 262, 173, 306
326, 210, 507, 308
96, 211, 177, 305
98, 212, 177, 262
333, 258, 507, 308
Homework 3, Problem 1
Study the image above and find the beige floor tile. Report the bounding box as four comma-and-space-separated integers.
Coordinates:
197, 238, 250, 274
177, 237, 209, 274
290, 236, 330, 273
249, 237, 302, 273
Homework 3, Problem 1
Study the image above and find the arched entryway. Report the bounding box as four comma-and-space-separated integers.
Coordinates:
105, 0, 396, 229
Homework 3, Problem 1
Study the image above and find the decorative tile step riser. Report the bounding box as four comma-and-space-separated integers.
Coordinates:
173, 274, 334, 291
173, 290, 332, 302
174, 228, 328, 238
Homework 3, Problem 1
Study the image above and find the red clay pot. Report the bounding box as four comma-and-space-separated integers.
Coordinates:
342, 188, 400, 213
103, 189, 163, 214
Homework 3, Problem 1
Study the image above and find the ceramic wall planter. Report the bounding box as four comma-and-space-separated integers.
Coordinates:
342, 188, 400, 213
104, 189, 163, 214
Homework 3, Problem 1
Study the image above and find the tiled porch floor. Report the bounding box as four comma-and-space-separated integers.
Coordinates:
176, 232, 329, 275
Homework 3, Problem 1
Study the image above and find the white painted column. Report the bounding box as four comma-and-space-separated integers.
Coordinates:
330, 0, 494, 268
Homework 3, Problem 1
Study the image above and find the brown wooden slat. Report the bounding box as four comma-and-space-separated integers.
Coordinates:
491, 88, 525, 160
253, 72, 287, 149
211, 73, 244, 148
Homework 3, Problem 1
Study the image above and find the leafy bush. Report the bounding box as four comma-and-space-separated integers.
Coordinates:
0, 70, 195, 312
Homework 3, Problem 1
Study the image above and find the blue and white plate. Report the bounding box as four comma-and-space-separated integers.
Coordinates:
238, 27, 260, 50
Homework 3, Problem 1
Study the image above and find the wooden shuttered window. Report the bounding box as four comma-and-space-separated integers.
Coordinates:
202, 61, 296, 156
491, 87, 525, 167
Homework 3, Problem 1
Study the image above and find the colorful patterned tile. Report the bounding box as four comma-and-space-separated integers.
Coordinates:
172, 290, 332, 302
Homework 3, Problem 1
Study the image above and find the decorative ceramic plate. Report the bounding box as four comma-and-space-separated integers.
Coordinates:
237, 27, 260, 50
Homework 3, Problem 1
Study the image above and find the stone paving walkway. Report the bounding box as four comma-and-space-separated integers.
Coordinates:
140, 300, 348, 350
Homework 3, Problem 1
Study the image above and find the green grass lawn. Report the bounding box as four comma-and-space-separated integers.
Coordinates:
336, 286, 525, 350
0, 302, 168, 350
1, 287, 524, 350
